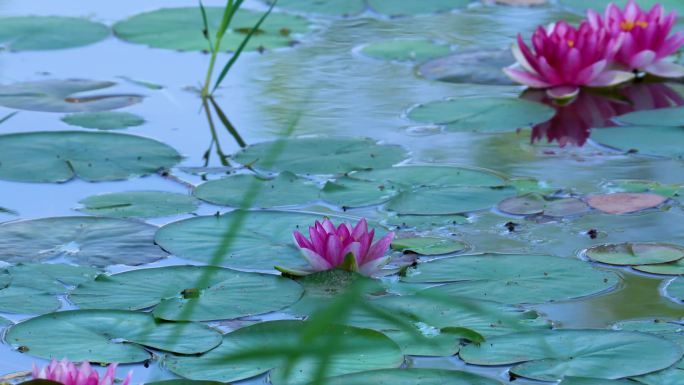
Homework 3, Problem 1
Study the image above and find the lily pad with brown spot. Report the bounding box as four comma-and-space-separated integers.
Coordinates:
586, 243, 684, 266
587, 193, 668, 215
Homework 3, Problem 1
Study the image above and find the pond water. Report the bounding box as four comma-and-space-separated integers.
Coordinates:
1, 0, 684, 384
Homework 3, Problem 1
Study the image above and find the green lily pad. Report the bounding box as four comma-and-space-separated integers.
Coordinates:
0, 316, 10, 327
403, 254, 619, 304
360, 39, 452, 62
114, 7, 310, 52
635, 259, 684, 275
0, 287, 61, 315
0, 80, 143, 112
391, 237, 467, 255
614, 106, 684, 127
194, 172, 320, 208
321, 177, 399, 208
386, 186, 516, 215
165, 320, 403, 385
417, 49, 516, 85
233, 137, 408, 175
319, 369, 504, 385
70, 265, 303, 321
459, 330, 683, 381
368, 0, 472, 16
7, 263, 99, 292
408, 97, 555, 133
585, 243, 684, 266
0, 16, 109, 51
264, 0, 470, 16
156, 210, 356, 270
633, 368, 684, 385
62, 111, 145, 130
351, 165, 508, 189
665, 277, 684, 303
266, 0, 366, 16
384, 214, 469, 230
0, 217, 167, 267
560, 377, 641, 385
6, 310, 222, 363
601, 180, 681, 198
78, 191, 199, 218
0, 131, 181, 183
591, 126, 684, 159
498, 193, 589, 217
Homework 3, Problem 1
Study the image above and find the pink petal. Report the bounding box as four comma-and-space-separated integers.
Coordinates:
359, 255, 391, 276
366, 232, 394, 263
629, 50, 656, 69
326, 234, 343, 266
546, 86, 579, 100
576, 59, 607, 85
341, 241, 362, 265
293, 231, 312, 249
644, 61, 684, 78
503, 66, 551, 88
511, 43, 537, 74
321, 218, 336, 233
300, 248, 332, 271
351, 218, 369, 239
585, 70, 635, 87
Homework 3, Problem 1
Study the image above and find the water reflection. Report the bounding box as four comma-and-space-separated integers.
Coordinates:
201, 96, 246, 167
524, 82, 684, 147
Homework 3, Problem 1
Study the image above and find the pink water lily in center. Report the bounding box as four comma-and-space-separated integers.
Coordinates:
33, 359, 132, 385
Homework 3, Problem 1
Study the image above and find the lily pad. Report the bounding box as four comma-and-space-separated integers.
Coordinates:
459, 330, 683, 381
320, 177, 399, 208
0, 131, 181, 183
266, 0, 366, 16
232, 137, 408, 175
403, 254, 619, 304
417, 49, 516, 85
360, 39, 452, 62
165, 320, 403, 385
78, 191, 199, 218
194, 172, 320, 208
156, 210, 356, 270
614, 106, 684, 127
319, 369, 504, 385
114, 7, 310, 52
386, 186, 516, 215
665, 278, 684, 303
587, 193, 668, 215
585, 243, 684, 266
0, 316, 10, 327
70, 265, 304, 321
497, 193, 589, 217
391, 237, 467, 255
264, 0, 471, 16
0, 80, 143, 112
351, 165, 507, 189
62, 111, 145, 130
591, 126, 684, 159
0, 287, 61, 315
0, 16, 109, 51
635, 258, 684, 275
601, 180, 681, 198
0, 217, 167, 267
633, 368, 684, 385
368, 0, 472, 16
6, 310, 222, 363
384, 214, 469, 230
559, 378, 635, 385
408, 97, 555, 133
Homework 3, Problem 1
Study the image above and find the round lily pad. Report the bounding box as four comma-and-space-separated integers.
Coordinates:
165, 320, 404, 385
384, 214, 469, 230
70, 265, 303, 321
78, 191, 199, 218
61, 111, 145, 130
320, 177, 399, 208
351, 165, 507, 189
586, 193, 668, 215
232, 137, 408, 175
391, 237, 467, 255
320, 369, 504, 385
498, 193, 589, 217
591, 126, 684, 159
360, 39, 452, 62
0, 287, 61, 315
194, 172, 321, 208
0, 16, 109, 51
367, 0, 471, 16
634, 368, 684, 385
459, 329, 683, 381
614, 106, 684, 127
407, 97, 555, 133
114, 7, 310, 52
417, 49, 516, 85
0, 131, 181, 183
634, 258, 684, 275
0, 217, 167, 267
0, 79, 143, 112
403, 254, 619, 304
601, 180, 681, 198
6, 310, 222, 363
156, 210, 357, 270
266, 0, 366, 16
264, 0, 471, 16
585, 243, 684, 266
386, 186, 516, 215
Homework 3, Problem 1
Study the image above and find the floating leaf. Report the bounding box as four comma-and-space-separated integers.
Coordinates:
391, 237, 467, 255
351, 165, 507, 189
0, 217, 167, 267
62, 111, 145, 130
114, 8, 310, 52
165, 320, 403, 385
408, 97, 555, 133
360, 39, 452, 62
0, 16, 109, 51
70, 265, 303, 321
233, 137, 408, 175
263, 0, 470, 16
591, 126, 684, 159
634, 258, 684, 275
0, 80, 142, 112
665, 277, 684, 303
320, 177, 399, 208
194, 172, 320, 208
265, 0, 366, 15
587, 193, 668, 215
559, 378, 635, 385
403, 254, 619, 304
6, 310, 222, 363
367, 0, 471, 16
78, 191, 198, 218
459, 330, 683, 381
633, 368, 684, 385
387, 186, 516, 215
601, 180, 681, 198
0, 316, 10, 327
320, 369, 504, 385
417, 49, 516, 85
585, 243, 684, 266
0, 287, 60, 315
0, 131, 180, 183
614, 106, 684, 127
498, 193, 589, 217
384, 214, 469, 230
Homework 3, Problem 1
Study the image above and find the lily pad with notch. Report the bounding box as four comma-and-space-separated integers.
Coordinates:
351, 165, 508, 189
0, 16, 109, 51
321, 176, 400, 208
585, 243, 684, 266
386, 186, 516, 215
497, 193, 589, 217
383, 214, 469, 230
78, 191, 199, 218
591, 126, 684, 159
62, 111, 145, 130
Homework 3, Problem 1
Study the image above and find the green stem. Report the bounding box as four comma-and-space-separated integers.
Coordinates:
201, 50, 219, 99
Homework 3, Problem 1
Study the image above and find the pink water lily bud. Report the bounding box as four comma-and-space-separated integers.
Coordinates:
589, 0, 684, 77
292, 218, 394, 276
504, 20, 635, 99
33, 359, 132, 385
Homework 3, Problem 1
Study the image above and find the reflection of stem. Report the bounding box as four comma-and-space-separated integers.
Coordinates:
202, 98, 229, 166
209, 96, 246, 148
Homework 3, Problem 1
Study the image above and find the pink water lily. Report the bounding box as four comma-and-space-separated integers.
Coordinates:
33, 359, 132, 385
505, 20, 635, 99
287, 218, 394, 276
589, 0, 684, 78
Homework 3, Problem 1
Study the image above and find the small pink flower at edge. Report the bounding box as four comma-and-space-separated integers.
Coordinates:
504, 20, 635, 99
288, 218, 394, 277
33, 359, 132, 385
589, 0, 684, 78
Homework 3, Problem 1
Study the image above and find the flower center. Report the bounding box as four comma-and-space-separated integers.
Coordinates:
567, 40, 575, 48
620, 20, 649, 31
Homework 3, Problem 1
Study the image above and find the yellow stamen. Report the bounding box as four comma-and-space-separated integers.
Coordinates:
621, 20, 635, 31
567, 40, 575, 48
636, 20, 649, 28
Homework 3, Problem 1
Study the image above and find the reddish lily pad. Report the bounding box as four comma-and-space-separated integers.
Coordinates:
586, 193, 668, 214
